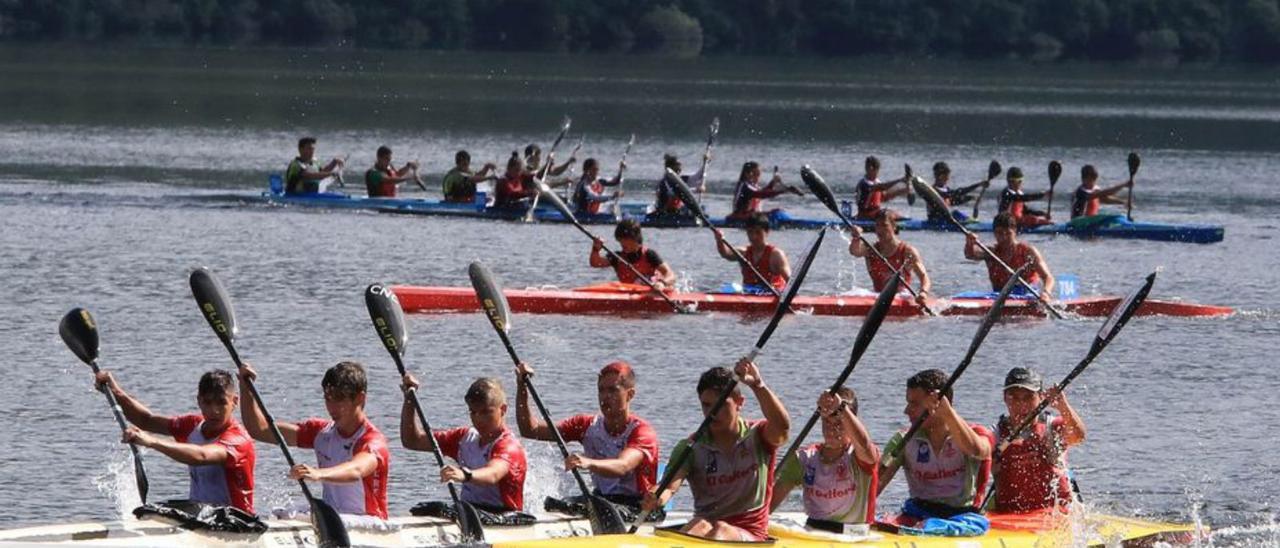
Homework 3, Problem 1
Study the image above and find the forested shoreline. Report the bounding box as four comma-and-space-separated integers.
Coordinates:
2, 0, 1279, 63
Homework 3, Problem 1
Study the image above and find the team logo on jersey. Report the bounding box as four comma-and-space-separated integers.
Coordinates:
705, 453, 718, 474
916, 442, 931, 464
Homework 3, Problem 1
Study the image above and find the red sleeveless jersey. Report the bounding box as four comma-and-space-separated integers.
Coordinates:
741, 244, 786, 289
985, 242, 1040, 291
609, 247, 661, 284
994, 414, 1072, 512
866, 241, 911, 292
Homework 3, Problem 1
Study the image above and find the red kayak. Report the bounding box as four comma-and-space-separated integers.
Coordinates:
392, 282, 1232, 318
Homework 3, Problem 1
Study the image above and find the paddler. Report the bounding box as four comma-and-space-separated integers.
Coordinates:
925, 161, 987, 223
853, 155, 911, 220
997, 167, 1053, 227
879, 369, 995, 532
285, 136, 345, 195
238, 361, 390, 519
515, 361, 659, 519
964, 212, 1057, 298
400, 375, 527, 515
771, 387, 879, 530
364, 146, 419, 198
1071, 164, 1132, 219
94, 369, 255, 513
641, 360, 790, 541
524, 143, 576, 179
848, 209, 932, 307
571, 158, 623, 215
493, 152, 539, 210
654, 153, 708, 216
990, 367, 1085, 513
727, 161, 801, 221
712, 212, 791, 293
442, 150, 497, 203
589, 219, 677, 289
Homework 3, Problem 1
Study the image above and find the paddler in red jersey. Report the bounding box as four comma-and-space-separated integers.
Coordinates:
848, 209, 932, 307
772, 387, 879, 532
571, 158, 623, 216
364, 145, 419, 198
1071, 164, 1132, 219
728, 161, 801, 221
654, 153, 708, 216
997, 167, 1053, 227
879, 369, 995, 531
990, 367, 1085, 513
493, 152, 539, 209
239, 362, 390, 519
641, 360, 791, 541
515, 360, 660, 520
965, 212, 1056, 299
712, 212, 791, 293
588, 219, 677, 289
400, 376, 527, 516
853, 155, 911, 220
94, 369, 255, 513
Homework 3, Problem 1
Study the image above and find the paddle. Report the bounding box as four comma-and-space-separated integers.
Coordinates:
629, 227, 827, 533
412, 165, 428, 192
562, 136, 585, 202
1126, 152, 1141, 222
363, 285, 485, 543
982, 271, 1156, 509
1045, 161, 1063, 220
612, 134, 636, 221
776, 274, 900, 475
905, 164, 916, 206
524, 116, 573, 222
665, 168, 783, 299
695, 118, 720, 203
188, 267, 351, 548
877, 264, 1028, 497
799, 166, 936, 316
467, 262, 628, 535
58, 308, 150, 504
912, 178, 1066, 320
534, 184, 692, 314
972, 160, 1002, 219
333, 154, 350, 190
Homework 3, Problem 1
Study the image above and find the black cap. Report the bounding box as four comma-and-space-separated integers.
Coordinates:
1003, 367, 1042, 392
1007, 166, 1024, 180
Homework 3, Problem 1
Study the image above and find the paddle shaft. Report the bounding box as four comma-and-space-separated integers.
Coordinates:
963, 231, 1064, 319
831, 208, 934, 315
1126, 155, 1140, 222
525, 120, 573, 222
388, 352, 469, 505
612, 135, 635, 221
89, 359, 149, 502
695, 119, 718, 203
674, 192, 781, 298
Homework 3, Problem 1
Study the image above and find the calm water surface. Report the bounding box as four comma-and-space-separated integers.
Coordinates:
1, 46, 1278, 545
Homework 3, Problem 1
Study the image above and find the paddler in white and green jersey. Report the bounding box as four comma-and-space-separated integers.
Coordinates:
878, 369, 994, 524
285, 136, 344, 195
772, 387, 879, 529
641, 360, 790, 542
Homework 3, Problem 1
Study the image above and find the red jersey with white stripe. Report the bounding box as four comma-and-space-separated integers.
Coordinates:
296, 418, 390, 519
557, 414, 659, 497
435, 427, 527, 511
169, 415, 256, 513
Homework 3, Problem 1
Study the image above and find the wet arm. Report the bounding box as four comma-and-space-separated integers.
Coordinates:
514, 376, 554, 441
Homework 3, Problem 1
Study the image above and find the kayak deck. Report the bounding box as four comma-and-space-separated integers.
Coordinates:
391, 283, 1233, 318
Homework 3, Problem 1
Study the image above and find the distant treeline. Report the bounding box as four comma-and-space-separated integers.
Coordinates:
2, 0, 1279, 63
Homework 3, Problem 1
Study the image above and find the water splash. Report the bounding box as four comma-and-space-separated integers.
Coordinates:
92, 448, 143, 521
522, 441, 573, 515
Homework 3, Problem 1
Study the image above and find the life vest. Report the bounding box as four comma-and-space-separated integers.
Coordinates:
494, 174, 534, 208
574, 176, 606, 215
993, 413, 1072, 512
285, 157, 318, 194
741, 244, 786, 290
866, 241, 911, 292
985, 242, 1041, 292
1071, 186, 1100, 219
855, 178, 883, 219
999, 188, 1025, 218
611, 247, 659, 284
365, 166, 397, 197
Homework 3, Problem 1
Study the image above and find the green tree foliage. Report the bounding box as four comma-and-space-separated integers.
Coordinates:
0, 0, 1275, 63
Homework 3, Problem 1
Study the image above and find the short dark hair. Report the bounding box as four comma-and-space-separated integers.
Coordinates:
615, 219, 643, 243
1081, 164, 1098, 180
663, 154, 680, 170
745, 212, 771, 231
376, 145, 392, 158
524, 144, 540, 158
932, 161, 950, 176
322, 361, 367, 400
198, 370, 236, 397
907, 369, 952, 402
834, 386, 858, 415
993, 211, 1018, 231
465, 377, 506, 407
298, 137, 316, 149
455, 150, 470, 165
696, 367, 739, 397
583, 158, 598, 171
865, 156, 880, 170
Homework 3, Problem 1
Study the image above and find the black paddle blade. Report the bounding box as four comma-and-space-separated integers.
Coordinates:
799, 166, 841, 215
912, 177, 953, 222
1127, 152, 1141, 177
469, 262, 512, 335
664, 169, 707, 219
59, 308, 100, 365
189, 267, 238, 345
1093, 271, 1156, 354
365, 284, 408, 359
987, 160, 1002, 180
586, 493, 628, 534
1048, 161, 1063, 185
308, 497, 352, 548
752, 227, 826, 350
452, 499, 486, 542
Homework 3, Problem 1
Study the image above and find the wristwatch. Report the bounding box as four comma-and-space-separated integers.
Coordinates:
461, 467, 474, 483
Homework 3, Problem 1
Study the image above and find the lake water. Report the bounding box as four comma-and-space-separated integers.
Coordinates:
1, 45, 1278, 545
